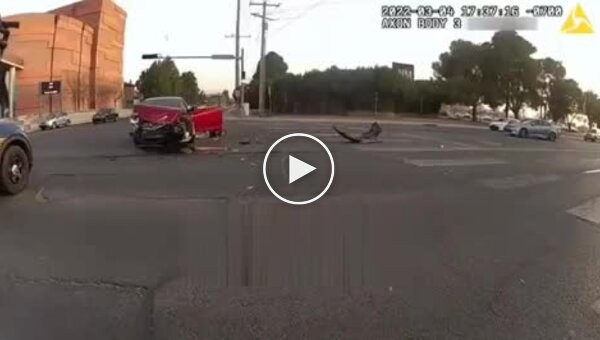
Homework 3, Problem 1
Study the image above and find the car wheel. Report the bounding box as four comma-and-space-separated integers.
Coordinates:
490, 125, 499, 131
548, 132, 557, 142
0, 145, 30, 195
518, 128, 529, 138
133, 130, 143, 147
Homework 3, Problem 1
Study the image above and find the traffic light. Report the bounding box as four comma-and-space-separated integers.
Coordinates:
141, 54, 160, 60
0, 17, 7, 55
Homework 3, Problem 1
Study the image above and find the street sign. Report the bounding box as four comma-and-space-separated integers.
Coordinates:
40, 81, 61, 95
392, 62, 415, 81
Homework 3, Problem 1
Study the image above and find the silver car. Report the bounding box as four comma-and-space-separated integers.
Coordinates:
510, 119, 560, 141
39, 112, 71, 130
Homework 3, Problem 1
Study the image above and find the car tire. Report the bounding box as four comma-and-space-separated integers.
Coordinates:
490, 126, 499, 131
133, 130, 143, 147
548, 132, 557, 142
0, 145, 30, 195
518, 128, 528, 138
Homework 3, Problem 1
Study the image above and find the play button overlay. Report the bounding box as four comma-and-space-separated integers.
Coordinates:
289, 155, 316, 184
263, 133, 335, 205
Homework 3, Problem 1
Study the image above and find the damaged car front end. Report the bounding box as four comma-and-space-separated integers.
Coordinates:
130, 98, 195, 150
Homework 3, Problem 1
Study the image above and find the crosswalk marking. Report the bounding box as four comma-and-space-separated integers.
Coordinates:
405, 158, 507, 167
568, 196, 600, 225
479, 174, 561, 190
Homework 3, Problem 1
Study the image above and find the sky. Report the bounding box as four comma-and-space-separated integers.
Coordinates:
4, 0, 600, 94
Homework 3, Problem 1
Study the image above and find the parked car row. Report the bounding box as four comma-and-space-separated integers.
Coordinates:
489, 118, 561, 141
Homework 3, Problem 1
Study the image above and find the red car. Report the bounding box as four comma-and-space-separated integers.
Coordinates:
130, 97, 223, 150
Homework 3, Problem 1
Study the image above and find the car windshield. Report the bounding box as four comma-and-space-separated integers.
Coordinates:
5, 1, 600, 339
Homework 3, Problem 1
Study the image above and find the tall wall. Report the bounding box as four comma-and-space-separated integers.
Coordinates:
4, 13, 94, 115
51, 0, 127, 109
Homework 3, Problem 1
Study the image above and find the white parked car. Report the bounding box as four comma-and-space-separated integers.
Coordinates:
489, 118, 519, 132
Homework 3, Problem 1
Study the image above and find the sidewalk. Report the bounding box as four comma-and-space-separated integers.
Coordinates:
9, 109, 133, 133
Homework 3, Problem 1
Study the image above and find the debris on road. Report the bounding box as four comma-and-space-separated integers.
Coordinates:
333, 122, 382, 143
239, 138, 251, 145
34, 188, 49, 203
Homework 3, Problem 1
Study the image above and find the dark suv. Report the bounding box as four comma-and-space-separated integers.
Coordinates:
0, 120, 33, 195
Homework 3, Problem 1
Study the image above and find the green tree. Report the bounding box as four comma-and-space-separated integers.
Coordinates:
249, 51, 289, 109
137, 58, 181, 98
484, 31, 539, 119
583, 91, 600, 127
251, 51, 289, 85
432, 40, 487, 121
548, 78, 581, 122
178, 71, 202, 104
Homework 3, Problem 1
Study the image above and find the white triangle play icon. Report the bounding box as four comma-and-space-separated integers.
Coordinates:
288, 155, 316, 184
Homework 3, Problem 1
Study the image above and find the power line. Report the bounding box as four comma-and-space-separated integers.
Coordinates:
272, 0, 335, 34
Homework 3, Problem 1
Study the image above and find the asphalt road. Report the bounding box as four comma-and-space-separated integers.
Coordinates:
2, 117, 600, 339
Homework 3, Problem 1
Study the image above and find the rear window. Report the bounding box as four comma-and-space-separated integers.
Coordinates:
143, 97, 185, 109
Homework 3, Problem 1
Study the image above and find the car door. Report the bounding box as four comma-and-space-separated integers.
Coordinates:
528, 120, 542, 136
537, 120, 552, 137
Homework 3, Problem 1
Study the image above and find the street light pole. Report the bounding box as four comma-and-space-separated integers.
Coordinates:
234, 0, 241, 90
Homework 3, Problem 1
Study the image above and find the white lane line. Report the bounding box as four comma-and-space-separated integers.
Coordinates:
359, 146, 484, 152
480, 174, 561, 190
405, 158, 507, 167
583, 169, 600, 174
568, 196, 600, 225
358, 146, 599, 153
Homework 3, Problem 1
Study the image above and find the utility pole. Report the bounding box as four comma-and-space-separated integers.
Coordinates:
251, 1, 279, 115
235, 0, 241, 90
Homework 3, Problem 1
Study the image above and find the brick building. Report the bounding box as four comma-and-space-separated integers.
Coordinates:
2, 0, 126, 117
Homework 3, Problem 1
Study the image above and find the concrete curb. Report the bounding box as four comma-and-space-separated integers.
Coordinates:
226, 114, 488, 130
